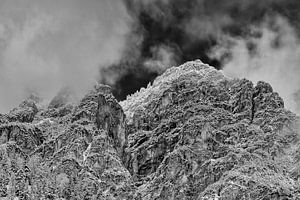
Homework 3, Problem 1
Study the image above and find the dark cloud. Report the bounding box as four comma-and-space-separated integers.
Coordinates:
100, 0, 300, 113
0, 0, 300, 114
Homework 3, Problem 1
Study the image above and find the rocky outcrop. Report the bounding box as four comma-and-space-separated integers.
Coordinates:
7, 100, 38, 123
121, 60, 300, 199
0, 60, 299, 199
0, 123, 43, 153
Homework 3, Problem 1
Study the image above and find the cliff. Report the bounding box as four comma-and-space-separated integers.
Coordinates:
0, 60, 300, 199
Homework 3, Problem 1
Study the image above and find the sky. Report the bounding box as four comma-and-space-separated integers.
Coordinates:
0, 0, 299, 115
0, 0, 132, 112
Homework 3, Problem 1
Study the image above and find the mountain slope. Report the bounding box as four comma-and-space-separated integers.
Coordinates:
0, 60, 300, 199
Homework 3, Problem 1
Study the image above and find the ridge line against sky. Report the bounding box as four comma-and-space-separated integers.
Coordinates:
0, 0, 299, 114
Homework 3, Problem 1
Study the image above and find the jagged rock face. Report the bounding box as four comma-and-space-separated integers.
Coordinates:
7, 100, 38, 123
96, 94, 127, 156
0, 85, 131, 199
121, 60, 300, 199
0, 60, 300, 199
0, 123, 43, 153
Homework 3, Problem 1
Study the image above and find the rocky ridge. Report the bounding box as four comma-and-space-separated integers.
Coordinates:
0, 60, 300, 199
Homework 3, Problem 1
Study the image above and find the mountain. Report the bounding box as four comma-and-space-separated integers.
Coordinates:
0, 60, 300, 199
